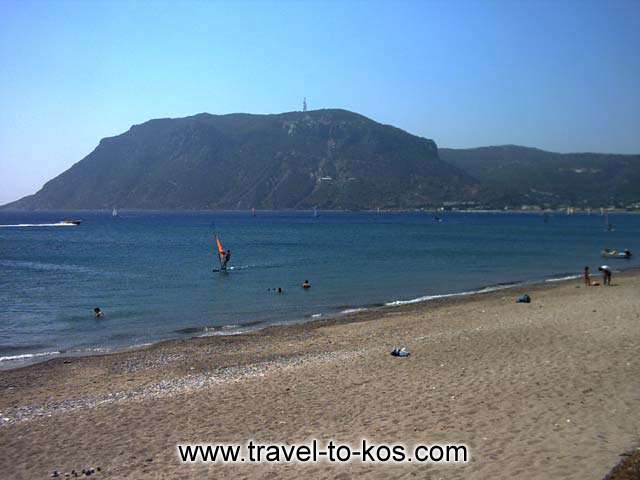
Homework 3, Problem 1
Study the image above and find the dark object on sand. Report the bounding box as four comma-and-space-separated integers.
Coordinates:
602, 448, 640, 480
516, 294, 531, 303
391, 347, 410, 357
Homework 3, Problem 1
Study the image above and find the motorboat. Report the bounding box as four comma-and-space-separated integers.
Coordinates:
601, 248, 632, 259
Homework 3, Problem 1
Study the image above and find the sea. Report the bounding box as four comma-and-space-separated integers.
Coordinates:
1, 210, 638, 369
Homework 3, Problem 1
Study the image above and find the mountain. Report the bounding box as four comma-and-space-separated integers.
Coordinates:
439, 145, 640, 208
4, 113, 639, 211
3, 109, 479, 210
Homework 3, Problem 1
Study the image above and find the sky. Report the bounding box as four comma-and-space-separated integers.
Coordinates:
1, 0, 639, 204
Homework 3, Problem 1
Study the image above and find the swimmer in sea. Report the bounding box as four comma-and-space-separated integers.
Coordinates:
94, 307, 103, 318
302, 280, 311, 289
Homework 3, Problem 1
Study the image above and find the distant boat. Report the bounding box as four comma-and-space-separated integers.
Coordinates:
112, 208, 118, 217
61, 219, 82, 225
601, 248, 631, 259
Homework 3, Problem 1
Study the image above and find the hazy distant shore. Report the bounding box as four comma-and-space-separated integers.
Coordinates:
2, 207, 640, 214
1, 269, 639, 479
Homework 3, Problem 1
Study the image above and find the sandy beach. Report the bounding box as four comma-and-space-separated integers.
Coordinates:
1, 271, 639, 479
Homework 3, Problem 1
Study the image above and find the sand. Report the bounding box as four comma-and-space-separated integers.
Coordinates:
1, 271, 639, 479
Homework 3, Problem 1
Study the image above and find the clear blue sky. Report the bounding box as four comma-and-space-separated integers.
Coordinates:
1, 0, 639, 204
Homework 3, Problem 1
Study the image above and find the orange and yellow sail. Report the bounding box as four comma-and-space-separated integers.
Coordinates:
215, 235, 225, 255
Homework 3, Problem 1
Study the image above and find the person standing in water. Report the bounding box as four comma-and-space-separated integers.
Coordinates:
221, 249, 231, 270
218, 249, 231, 270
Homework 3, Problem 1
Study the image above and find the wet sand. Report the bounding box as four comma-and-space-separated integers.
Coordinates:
1, 271, 639, 479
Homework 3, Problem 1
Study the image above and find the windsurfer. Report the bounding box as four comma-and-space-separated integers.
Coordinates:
221, 249, 231, 270
214, 234, 230, 271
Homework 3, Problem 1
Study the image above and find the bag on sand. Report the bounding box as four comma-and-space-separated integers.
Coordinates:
516, 294, 531, 303
391, 347, 410, 357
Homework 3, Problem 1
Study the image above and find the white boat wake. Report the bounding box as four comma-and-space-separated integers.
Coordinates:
0, 222, 78, 228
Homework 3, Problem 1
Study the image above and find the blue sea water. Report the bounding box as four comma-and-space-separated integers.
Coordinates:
1, 210, 638, 367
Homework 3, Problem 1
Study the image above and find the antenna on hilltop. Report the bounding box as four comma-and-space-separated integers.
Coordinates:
302, 97, 307, 112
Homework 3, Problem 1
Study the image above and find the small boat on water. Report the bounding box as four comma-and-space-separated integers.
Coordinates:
61, 219, 82, 225
601, 248, 632, 259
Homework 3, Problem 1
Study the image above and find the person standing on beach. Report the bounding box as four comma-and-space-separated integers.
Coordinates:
598, 266, 612, 286
583, 266, 591, 286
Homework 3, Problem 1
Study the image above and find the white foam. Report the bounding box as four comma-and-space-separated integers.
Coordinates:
197, 324, 248, 337
0, 351, 60, 362
545, 274, 580, 283
73, 347, 112, 354
198, 330, 246, 337
385, 284, 516, 307
340, 308, 368, 315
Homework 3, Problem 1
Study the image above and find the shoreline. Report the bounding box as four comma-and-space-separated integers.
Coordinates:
2, 265, 637, 372
2, 207, 640, 214
1, 268, 639, 478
